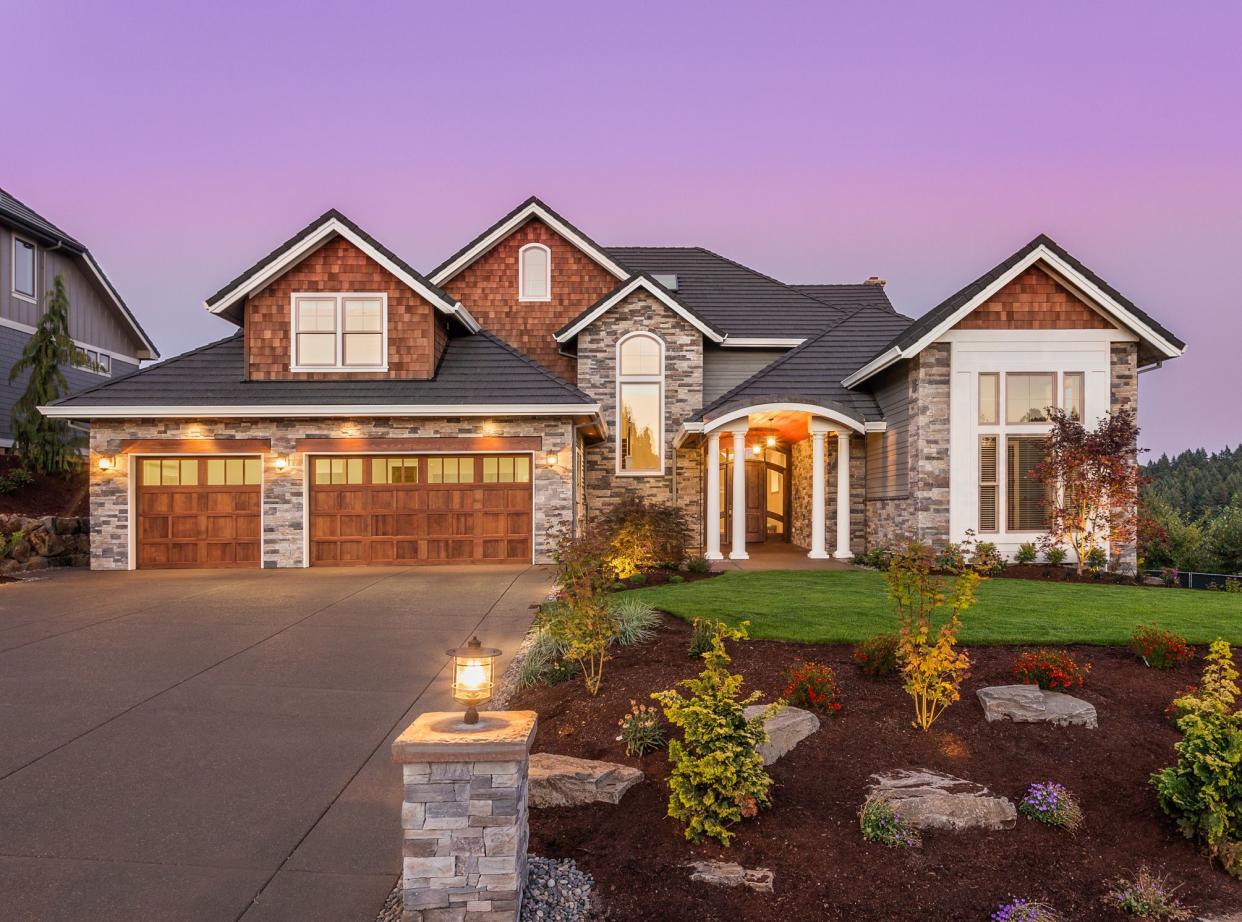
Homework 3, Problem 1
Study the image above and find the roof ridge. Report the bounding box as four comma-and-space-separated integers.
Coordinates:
685, 246, 854, 313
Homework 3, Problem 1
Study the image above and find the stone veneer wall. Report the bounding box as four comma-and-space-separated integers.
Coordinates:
88, 416, 576, 570
577, 290, 704, 543
788, 436, 866, 554
1110, 341, 1139, 573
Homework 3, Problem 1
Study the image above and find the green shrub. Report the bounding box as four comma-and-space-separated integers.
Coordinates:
1015, 542, 1038, 565
617, 700, 665, 756
685, 555, 710, 574
1105, 866, 1191, 920
1084, 545, 1109, 573
688, 617, 722, 658
516, 628, 571, 689
600, 496, 690, 577
1207, 506, 1242, 576
1044, 545, 1068, 566
858, 794, 920, 847
624, 572, 647, 588
667, 573, 685, 584
853, 546, 893, 570
609, 596, 659, 646
652, 621, 777, 845
970, 540, 1005, 575
0, 468, 35, 495
852, 632, 900, 678
539, 595, 618, 696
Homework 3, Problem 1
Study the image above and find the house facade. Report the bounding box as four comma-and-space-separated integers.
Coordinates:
41, 197, 1184, 572
2, 188, 158, 447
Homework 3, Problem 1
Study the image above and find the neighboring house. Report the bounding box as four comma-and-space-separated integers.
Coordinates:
40, 197, 1183, 572
1, 188, 159, 448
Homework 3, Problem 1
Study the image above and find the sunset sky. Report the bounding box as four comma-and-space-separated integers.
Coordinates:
5, 0, 1238, 457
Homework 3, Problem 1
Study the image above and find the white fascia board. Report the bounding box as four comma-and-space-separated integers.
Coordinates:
673, 421, 704, 449
720, 337, 805, 348
555, 277, 725, 344
80, 251, 160, 359
864, 421, 888, 433
841, 346, 903, 388
430, 202, 629, 285
204, 219, 477, 331
38, 402, 601, 419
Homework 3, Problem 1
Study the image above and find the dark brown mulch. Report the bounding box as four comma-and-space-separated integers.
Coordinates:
993, 563, 1142, 586
512, 616, 1242, 922
625, 569, 719, 589
0, 456, 88, 517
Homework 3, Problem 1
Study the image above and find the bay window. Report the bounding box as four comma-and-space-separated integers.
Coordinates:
617, 332, 663, 474
292, 293, 387, 370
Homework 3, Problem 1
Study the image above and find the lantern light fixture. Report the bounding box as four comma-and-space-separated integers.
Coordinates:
273, 455, 289, 471
544, 450, 558, 468
97, 455, 115, 472
446, 636, 501, 725
751, 443, 762, 456
766, 435, 777, 448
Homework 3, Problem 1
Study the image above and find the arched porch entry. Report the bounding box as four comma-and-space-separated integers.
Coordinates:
682, 403, 868, 562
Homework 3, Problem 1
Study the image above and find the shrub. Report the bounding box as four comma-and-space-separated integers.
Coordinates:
0, 467, 35, 495
1152, 640, 1242, 879
971, 540, 1006, 575
853, 546, 893, 570
1015, 542, 1039, 565
1043, 545, 1068, 566
886, 542, 977, 731
852, 632, 900, 678
858, 794, 920, 847
1105, 866, 1191, 920
990, 899, 1061, 922
688, 617, 722, 658
624, 572, 648, 588
617, 700, 665, 756
550, 523, 614, 598
1131, 625, 1195, 669
934, 541, 968, 573
1012, 648, 1091, 690
1018, 781, 1083, 831
539, 595, 618, 696
782, 660, 842, 715
685, 555, 710, 574
1084, 545, 1109, 573
600, 496, 690, 577
668, 573, 685, 584
609, 596, 659, 647
652, 621, 777, 845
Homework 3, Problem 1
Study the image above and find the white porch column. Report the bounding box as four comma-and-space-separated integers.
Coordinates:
834, 431, 853, 559
808, 419, 829, 559
704, 432, 723, 561
728, 425, 749, 560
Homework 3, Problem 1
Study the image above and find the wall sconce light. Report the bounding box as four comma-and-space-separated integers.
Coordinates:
97, 454, 116, 471
751, 443, 762, 456
544, 450, 559, 468
766, 435, 777, 448
446, 636, 500, 725
273, 455, 289, 472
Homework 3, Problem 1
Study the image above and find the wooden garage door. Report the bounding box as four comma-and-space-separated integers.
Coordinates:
309, 454, 532, 566
136, 457, 262, 569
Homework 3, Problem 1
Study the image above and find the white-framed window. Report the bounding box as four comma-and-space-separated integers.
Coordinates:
290, 292, 387, 371
616, 331, 664, 475
518, 243, 551, 302
73, 347, 112, 377
12, 234, 36, 301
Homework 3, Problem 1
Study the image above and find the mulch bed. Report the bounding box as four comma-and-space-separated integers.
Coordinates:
0, 456, 88, 517
512, 616, 1242, 921
992, 563, 1143, 586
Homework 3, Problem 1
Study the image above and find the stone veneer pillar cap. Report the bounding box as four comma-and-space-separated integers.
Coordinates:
391, 710, 537, 764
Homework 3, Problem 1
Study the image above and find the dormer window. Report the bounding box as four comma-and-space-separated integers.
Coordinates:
518, 243, 550, 301
291, 292, 387, 371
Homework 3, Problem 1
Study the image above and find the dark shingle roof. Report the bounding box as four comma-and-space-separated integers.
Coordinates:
0, 187, 159, 358
49, 330, 596, 411
790, 283, 896, 313
695, 307, 915, 424
863, 233, 1185, 373
554, 273, 726, 342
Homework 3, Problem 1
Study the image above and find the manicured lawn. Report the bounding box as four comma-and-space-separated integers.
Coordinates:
624, 569, 1242, 645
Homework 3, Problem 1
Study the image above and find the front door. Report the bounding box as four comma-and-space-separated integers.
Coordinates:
745, 460, 765, 542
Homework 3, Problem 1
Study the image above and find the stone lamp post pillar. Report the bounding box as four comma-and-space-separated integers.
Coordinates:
391, 710, 538, 922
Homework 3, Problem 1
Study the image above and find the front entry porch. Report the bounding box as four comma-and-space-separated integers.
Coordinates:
709, 541, 857, 571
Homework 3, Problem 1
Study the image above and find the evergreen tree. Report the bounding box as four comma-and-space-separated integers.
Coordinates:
8, 274, 80, 474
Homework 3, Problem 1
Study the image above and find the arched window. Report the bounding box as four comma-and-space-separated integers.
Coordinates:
616, 332, 663, 474
518, 243, 551, 301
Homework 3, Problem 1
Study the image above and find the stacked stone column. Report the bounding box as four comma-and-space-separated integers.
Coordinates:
392, 711, 537, 922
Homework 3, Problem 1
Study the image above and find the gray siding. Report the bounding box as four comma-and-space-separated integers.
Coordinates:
702, 346, 788, 404
0, 224, 146, 358
865, 363, 909, 497
0, 324, 137, 445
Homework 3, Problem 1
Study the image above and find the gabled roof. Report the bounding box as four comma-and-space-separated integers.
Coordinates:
694, 307, 915, 427
429, 196, 629, 286
843, 234, 1186, 387
790, 283, 896, 314
41, 329, 599, 419
0, 187, 159, 359
204, 209, 479, 332
554, 274, 726, 343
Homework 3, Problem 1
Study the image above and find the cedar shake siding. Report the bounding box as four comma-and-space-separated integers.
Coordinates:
441, 218, 618, 382
954, 265, 1114, 331
243, 236, 446, 381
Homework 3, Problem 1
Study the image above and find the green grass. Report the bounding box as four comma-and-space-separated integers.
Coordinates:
624, 570, 1242, 645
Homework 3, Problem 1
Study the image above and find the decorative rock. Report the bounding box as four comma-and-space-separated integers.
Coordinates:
977, 684, 1098, 729
743, 703, 820, 764
528, 753, 643, 807
867, 769, 1016, 831
1143, 575, 1166, 587
687, 860, 775, 893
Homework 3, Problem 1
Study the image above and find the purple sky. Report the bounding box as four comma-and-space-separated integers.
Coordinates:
6, 0, 1239, 457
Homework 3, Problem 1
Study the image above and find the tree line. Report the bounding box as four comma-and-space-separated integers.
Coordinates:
1141, 444, 1242, 575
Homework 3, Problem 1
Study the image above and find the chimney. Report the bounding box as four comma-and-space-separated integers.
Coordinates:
864, 276, 886, 287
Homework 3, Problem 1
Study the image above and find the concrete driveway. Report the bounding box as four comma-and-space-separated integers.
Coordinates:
0, 564, 549, 922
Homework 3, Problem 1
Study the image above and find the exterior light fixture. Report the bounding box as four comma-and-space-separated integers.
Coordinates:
544, 450, 558, 468
97, 455, 115, 471
751, 443, 762, 456
273, 455, 289, 471
766, 435, 777, 448
446, 636, 500, 725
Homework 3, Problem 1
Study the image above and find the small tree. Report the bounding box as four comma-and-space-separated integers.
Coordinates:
9, 275, 79, 474
1032, 407, 1143, 575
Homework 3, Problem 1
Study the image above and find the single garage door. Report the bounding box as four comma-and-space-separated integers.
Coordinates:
309, 454, 532, 566
136, 456, 262, 569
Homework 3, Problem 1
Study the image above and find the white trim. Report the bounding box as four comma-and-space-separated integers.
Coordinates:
11, 233, 38, 302
720, 337, 805, 348
0, 317, 143, 366
40, 402, 603, 420
289, 292, 389, 372
555, 275, 725, 344
517, 242, 551, 302
842, 244, 1183, 387
204, 217, 479, 333
701, 402, 867, 435
615, 331, 665, 477
430, 201, 628, 285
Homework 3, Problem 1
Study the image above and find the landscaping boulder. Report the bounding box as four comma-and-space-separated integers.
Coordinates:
867, 769, 1016, 831
743, 703, 819, 764
977, 684, 1097, 729
528, 753, 643, 807
687, 860, 774, 893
